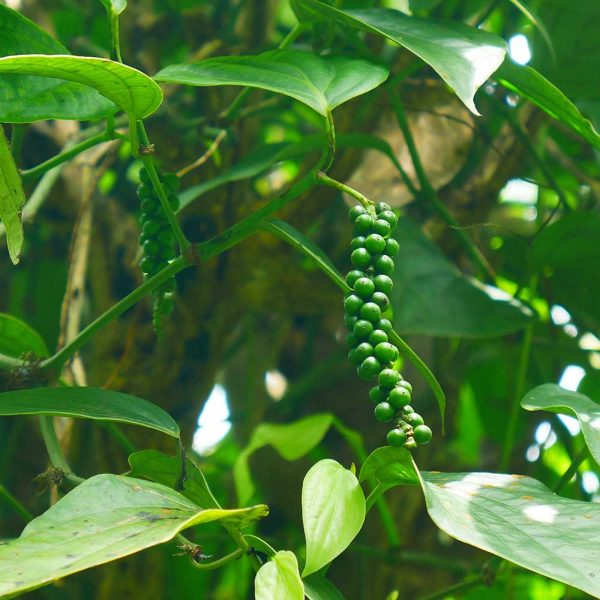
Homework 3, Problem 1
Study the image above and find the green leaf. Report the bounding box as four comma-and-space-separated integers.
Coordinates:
302, 459, 366, 577
421, 471, 600, 598
0, 127, 26, 264
155, 50, 389, 116
0, 474, 268, 598
100, 0, 127, 15
0, 55, 162, 120
0, 313, 48, 359
521, 384, 600, 466
392, 218, 535, 337
303, 574, 346, 600
261, 219, 346, 291
359, 446, 419, 486
532, 212, 600, 331
234, 413, 334, 505
0, 387, 180, 438
495, 60, 600, 150
128, 449, 220, 509
255, 551, 304, 600
291, 0, 506, 114
0, 4, 116, 122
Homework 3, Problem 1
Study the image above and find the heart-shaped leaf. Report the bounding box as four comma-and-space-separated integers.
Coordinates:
0, 5, 116, 122
0, 126, 26, 264
302, 459, 365, 577
0, 474, 268, 598
495, 60, 600, 150
255, 551, 304, 600
0, 387, 180, 438
234, 413, 334, 505
359, 448, 600, 598
0, 313, 48, 358
155, 50, 389, 116
522, 384, 600, 465
0, 55, 162, 119
291, 0, 506, 114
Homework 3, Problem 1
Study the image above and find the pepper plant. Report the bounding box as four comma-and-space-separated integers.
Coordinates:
1, 0, 600, 598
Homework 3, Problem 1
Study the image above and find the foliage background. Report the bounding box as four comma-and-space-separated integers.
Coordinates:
1, 0, 600, 598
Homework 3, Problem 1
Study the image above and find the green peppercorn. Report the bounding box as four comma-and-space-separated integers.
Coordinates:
375, 202, 392, 214
345, 315, 359, 330
373, 219, 392, 237
378, 210, 398, 229
365, 233, 386, 254
387, 428, 407, 447
359, 302, 382, 322
354, 319, 374, 339
388, 386, 411, 409
143, 239, 161, 258
353, 214, 374, 235
369, 386, 388, 404
384, 238, 400, 257
140, 256, 156, 274
346, 270, 365, 287
351, 236, 366, 250
373, 274, 393, 295
358, 356, 381, 381
371, 291, 390, 310
354, 277, 375, 299
369, 329, 388, 345
406, 412, 424, 427
374, 255, 395, 275
354, 342, 374, 363
374, 342, 398, 364
351, 248, 371, 268
344, 294, 363, 316
398, 380, 413, 394
374, 402, 396, 422
345, 333, 359, 348
413, 424, 432, 445
379, 368, 401, 388
376, 318, 393, 334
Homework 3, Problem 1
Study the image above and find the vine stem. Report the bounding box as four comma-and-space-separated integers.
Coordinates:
38, 415, 84, 486
40, 256, 191, 377
387, 88, 496, 283
0, 483, 33, 522
136, 122, 191, 254
20, 129, 117, 181
189, 548, 243, 571
554, 447, 589, 493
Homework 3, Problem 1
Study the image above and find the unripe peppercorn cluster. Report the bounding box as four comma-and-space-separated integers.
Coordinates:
344, 202, 432, 450
137, 167, 180, 329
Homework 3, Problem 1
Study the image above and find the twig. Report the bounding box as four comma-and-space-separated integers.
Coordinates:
554, 447, 589, 493
177, 129, 227, 178
0, 483, 33, 522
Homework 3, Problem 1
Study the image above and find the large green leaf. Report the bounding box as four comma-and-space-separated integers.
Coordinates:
261, 219, 347, 291
255, 551, 304, 600
532, 212, 600, 332
0, 5, 116, 122
291, 0, 506, 114
155, 50, 389, 116
302, 459, 365, 577
495, 60, 600, 150
128, 449, 220, 509
0, 474, 268, 598
0, 387, 180, 438
522, 384, 600, 466
360, 448, 600, 598
0, 313, 48, 359
0, 126, 26, 264
0, 55, 162, 120
234, 413, 334, 505
392, 218, 534, 337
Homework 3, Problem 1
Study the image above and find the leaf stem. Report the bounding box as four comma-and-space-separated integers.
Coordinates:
137, 122, 191, 253
20, 130, 116, 182
501, 276, 536, 471
387, 89, 496, 283
224, 525, 263, 572
40, 256, 191, 378
38, 415, 84, 486
0, 482, 33, 522
189, 548, 243, 570
554, 446, 589, 493
318, 110, 336, 173
317, 172, 374, 212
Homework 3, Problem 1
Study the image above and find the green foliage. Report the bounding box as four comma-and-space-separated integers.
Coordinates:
0, 475, 268, 597
1, 1, 599, 598
302, 459, 366, 577
156, 50, 389, 116
0, 126, 25, 264
0, 387, 180, 437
